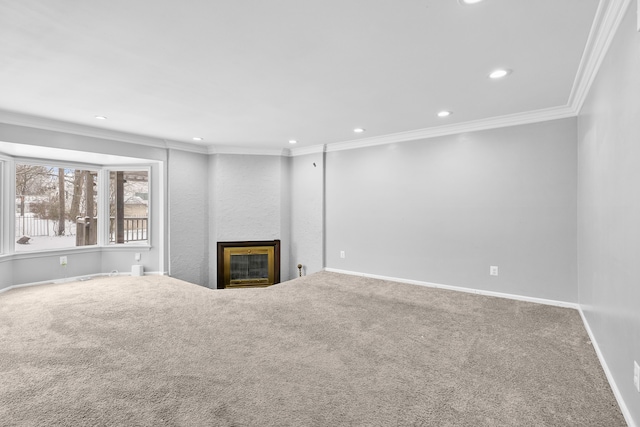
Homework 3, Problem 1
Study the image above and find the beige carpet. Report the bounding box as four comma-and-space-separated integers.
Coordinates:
0, 271, 625, 426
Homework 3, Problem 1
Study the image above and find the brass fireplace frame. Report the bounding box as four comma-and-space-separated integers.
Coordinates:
216, 240, 281, 289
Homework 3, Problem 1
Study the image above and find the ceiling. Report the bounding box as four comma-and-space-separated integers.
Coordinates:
0, 0, 602, 152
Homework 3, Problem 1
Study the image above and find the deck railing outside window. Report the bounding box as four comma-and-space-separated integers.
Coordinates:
109, 217, 148, 243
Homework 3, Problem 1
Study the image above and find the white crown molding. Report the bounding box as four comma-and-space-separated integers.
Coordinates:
1, 0, 629, 159
207, 144, 289, 156
568, 0, 633, 113
325, 105, 576, 153
164, 140, 209, 154
0, 109, 173, 149
287, 144, 327, 157
311, 0, 633, 155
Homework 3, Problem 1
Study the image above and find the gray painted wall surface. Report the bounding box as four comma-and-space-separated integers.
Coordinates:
208, 154, 218, 288
209, 154, 291, 287
326, 119, 578, 302
168, 149, 209, 286
577, 4, 640, 424
0, 123, 167, 286
280, 156, 291, 282
289, 152, 324, 278
18, 250, 102, 284
0, 261, 13, 290
0, 123, 167, 161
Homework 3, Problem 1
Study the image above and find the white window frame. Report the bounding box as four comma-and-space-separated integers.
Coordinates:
103, 165, 152, 248
0, 154, 154, 256
0, 156, 6, 255
12, 157, 102, 254
0, 154, 15, 257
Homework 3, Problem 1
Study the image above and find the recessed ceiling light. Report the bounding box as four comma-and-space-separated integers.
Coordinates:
489, 69, 512, 79
437, 111, 452, 118
458, 0, 484, 5
353, 128, 366, 133
289, 140, 298, 144
95, 116, 107, 120
192, 137, 203, 141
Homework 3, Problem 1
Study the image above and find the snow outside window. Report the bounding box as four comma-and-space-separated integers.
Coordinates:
109, 170, 149, 245
15, 164, 98, 252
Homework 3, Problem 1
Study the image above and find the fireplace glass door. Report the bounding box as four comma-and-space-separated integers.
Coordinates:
223, 246, 275, 287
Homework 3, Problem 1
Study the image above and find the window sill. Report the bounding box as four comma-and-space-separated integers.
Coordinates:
1, 245, 151, 261
101, 245, 151, 252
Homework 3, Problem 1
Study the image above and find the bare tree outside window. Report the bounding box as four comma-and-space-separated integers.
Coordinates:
15, 164, 48, 217
15, 164, 98, 252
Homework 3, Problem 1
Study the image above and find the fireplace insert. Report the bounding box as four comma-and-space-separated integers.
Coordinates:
217, 240, 280, 289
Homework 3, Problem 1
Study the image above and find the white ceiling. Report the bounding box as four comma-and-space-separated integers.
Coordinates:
0, 0, 601, 151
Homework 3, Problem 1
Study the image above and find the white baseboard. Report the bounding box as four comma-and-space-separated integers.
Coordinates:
324, 268, 579, 309
0, 270, 169, 294
578, 308, 636, 427
324, 267, 634, 426
0, 273, 105, 294
144, 271, 168, 276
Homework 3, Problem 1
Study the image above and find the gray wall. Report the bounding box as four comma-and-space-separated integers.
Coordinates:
0, 260, 13, 290
289, 151, 325, 278
577, 3, 640, 424
208, 154, 291, 287
168, 149, 209, 286
326, 118, 578, 302
0, 123, 168, 288
0, 123, 167, 162
20, 249, 103, 284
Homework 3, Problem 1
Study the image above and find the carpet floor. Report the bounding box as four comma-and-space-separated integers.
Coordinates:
0, 271, 626, 426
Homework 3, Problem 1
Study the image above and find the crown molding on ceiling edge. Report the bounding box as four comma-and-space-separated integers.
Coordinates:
0, 109, 217, 155
316, 0, 629, 155
568, 0, 632, 112
324, 105, 576, 153
0, 0, 628, 159
0, 109, 168, 149
208, 144, 289, 156
288, 145, 326, 157
164, 140, 209, 154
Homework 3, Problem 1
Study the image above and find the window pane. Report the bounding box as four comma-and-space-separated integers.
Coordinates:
15, 165, 98, 252
109, 170, 148, 245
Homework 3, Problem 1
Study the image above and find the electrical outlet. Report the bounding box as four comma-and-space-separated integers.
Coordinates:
489, 266, 498, 276
135, 253, 141, 262
634, 360, 640, 392
340, 251, 346, 259
60, 256, 67, 266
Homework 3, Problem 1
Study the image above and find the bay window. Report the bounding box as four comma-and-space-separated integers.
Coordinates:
0, 151, 153, 256
15, 163, 99, 252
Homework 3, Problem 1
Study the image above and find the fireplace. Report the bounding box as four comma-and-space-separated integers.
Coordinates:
217, 240, 280, 289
